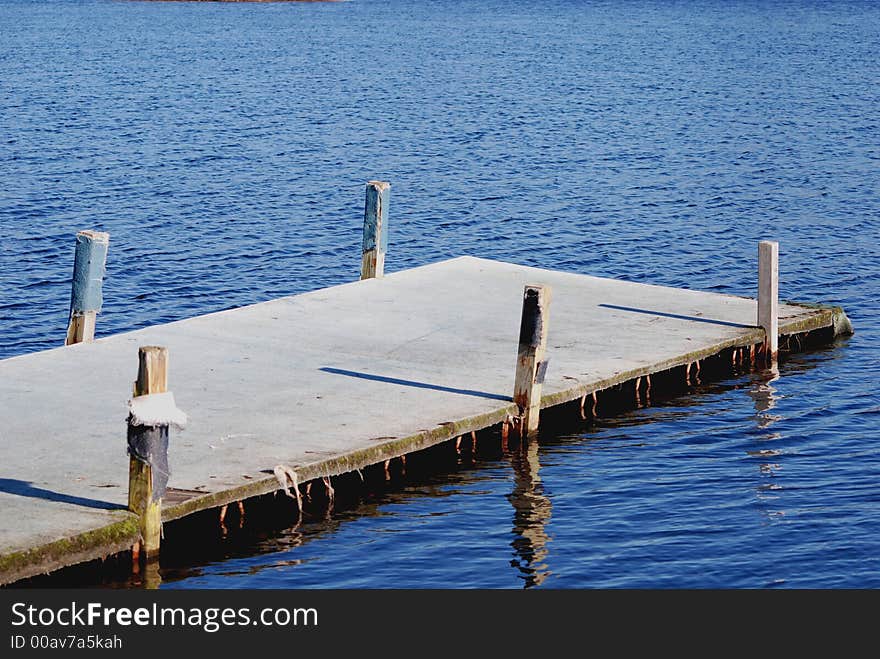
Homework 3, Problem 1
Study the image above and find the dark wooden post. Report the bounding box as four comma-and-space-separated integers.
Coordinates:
513, 285, 551, 436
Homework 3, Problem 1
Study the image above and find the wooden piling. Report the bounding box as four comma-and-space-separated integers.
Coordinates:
758, 240, 779, 362
128, 346, 168, 563
361, 181, 390, 279
513, 284, 551, 437
65, 230, 109, 345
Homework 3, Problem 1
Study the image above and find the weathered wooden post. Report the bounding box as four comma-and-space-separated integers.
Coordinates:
361, 180, 390, 279
513, 285, 551, 437
758, 240, 779, 363
127, 346, 186, 564
65, 230, 109, 345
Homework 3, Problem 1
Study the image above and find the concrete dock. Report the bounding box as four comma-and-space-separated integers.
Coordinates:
0, 256, 850, 585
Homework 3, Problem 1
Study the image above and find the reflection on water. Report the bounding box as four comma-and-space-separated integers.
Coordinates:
748, 365, 782, 432
508, 441, 552, 588
131, 559, 162, 590
747, 365, 785, 519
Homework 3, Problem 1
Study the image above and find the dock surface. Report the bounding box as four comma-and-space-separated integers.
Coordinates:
0, 256, 845, 584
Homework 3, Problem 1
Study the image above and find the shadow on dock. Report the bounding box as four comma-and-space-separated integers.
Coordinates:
0, 478, 124, 511
320, 367, 511, 402
598, 303, 753, 329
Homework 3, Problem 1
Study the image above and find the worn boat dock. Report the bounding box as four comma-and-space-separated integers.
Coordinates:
0, 254, 851, 585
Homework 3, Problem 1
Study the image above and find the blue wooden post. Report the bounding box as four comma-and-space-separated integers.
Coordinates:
66, 230, 109, 345
361, 181, 390, 279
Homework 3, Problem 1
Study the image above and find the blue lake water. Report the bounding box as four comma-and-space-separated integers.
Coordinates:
1, 0, 878, 588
